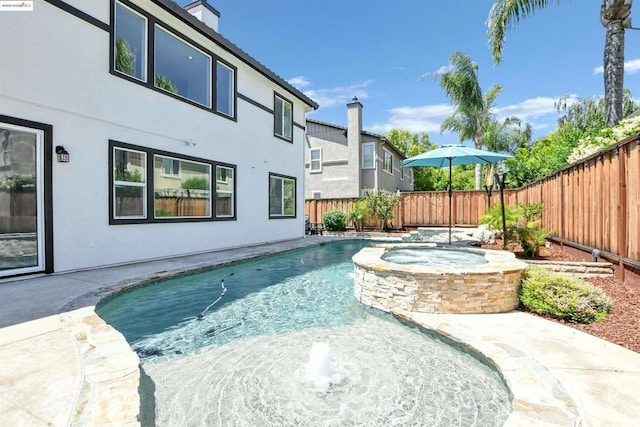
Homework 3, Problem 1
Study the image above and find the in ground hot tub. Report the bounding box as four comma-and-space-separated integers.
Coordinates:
352, 244, 528, 314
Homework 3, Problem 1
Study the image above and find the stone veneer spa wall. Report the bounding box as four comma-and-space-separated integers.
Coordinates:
352, 244, 528, 314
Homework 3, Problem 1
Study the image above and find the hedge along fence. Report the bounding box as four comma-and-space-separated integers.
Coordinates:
305, 189, 518, 230
305, 134, 640, 278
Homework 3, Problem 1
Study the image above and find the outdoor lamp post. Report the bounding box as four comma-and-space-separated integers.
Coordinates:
495, 170, 507, 250
485, 184, 493, 207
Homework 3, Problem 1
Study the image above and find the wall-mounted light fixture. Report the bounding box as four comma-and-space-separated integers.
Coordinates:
55, 145, 69, 163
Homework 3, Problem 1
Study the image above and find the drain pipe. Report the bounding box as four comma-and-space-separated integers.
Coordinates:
592, 248, 601, 263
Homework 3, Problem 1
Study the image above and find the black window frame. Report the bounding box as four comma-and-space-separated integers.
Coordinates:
268, 172, 297, 219
109, 140, 237, 224
109, 0, 237, 121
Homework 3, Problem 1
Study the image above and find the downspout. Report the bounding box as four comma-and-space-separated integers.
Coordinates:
374, 145, 379, 193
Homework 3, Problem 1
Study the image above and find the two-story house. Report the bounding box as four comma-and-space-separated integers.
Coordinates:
0, 0, 317, 278
304, 98, 413, 200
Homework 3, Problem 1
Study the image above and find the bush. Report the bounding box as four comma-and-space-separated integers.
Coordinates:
346, 199, 370, 232
480, 202, 549, 258
181, 177, 209, 190
519, 267, 612, 323
322, 209, 346, 231
365, 191, 400, 231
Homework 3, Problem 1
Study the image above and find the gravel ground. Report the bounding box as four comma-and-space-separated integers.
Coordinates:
483, 240, 640, 354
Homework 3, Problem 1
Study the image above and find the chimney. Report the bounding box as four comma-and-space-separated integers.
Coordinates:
184, 0, 220, 32
347, 96, 363, 197
347, 96, 362, 145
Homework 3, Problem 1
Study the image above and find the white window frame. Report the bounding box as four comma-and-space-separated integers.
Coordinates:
161, 157, 180, 177
274, 94, 293, 141
400, 164, 405, 181
114, 1, 148, 82
216, 61, 234, 117
215, 165, 234, 218
383, 149, 393, 174
362, 142, 375, 169
269, 173, 296, 218
154, 24, 212, 108
113, 147, 147, 220
310, 148, 322, 173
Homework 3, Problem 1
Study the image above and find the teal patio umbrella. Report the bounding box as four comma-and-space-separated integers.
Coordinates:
402, 144, 512, 244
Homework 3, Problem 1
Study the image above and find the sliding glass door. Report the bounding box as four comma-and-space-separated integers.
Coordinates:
0, 122, 45, 277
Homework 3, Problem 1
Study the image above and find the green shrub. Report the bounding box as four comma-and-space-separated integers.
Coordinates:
346, 199, 370, 232
181, 177, 209, 190
480, 202, 549, 257
519, 267, 612, 323
322, 209, 346, 231
365, 191, 400, 231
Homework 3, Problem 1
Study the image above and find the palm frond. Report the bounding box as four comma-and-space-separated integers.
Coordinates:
487, 0, 559, 64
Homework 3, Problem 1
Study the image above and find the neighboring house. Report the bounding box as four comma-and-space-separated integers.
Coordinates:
304, 98, 413, 199
0, 0, 317, 278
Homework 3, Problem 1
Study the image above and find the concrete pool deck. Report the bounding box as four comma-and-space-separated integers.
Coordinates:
0, 236, 639, 426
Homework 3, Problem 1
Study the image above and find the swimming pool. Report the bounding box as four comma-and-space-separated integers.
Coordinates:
97, 240, 511, 426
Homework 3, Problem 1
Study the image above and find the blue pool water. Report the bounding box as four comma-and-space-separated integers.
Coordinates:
97, 240, 511, 426
98, 240, 376, 360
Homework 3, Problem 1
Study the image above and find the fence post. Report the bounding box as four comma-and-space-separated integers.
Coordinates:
617, 146, 627, 281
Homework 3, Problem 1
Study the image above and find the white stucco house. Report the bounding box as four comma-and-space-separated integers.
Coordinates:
304, 98, 413, 200
0, 0, 317, 278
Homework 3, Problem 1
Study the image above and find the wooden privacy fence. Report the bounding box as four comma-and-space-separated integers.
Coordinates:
520, 134, 640, 272
305, 134, 640, 271
305, 190, 517, 230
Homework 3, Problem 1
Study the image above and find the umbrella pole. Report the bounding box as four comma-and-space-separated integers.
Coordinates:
448, 158, 452, 245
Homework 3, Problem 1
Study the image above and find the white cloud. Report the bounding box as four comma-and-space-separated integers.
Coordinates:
625, 58, 640, 74
303, 79, 375, 109
593, 58, 640, 74
493, 95, 577, 122
368, 104, 454, 134
287, 76, 312, 89
417, 65, 452, 82
368, 95, 577, 137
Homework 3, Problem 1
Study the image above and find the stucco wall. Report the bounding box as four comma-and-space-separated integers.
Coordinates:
0, 1, 311, 272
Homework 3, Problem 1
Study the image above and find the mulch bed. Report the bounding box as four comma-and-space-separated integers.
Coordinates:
483, 240, 640, 354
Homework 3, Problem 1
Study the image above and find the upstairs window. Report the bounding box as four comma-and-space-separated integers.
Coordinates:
114, 1, 147, 81
154, 25, 211, 108
216, 61, 234, 117
310, 148, 322, 173
274, 94, 292, 141
269, 173, 296, 217
362, 142, 375, 169
383, 149, 393, 174
112, 2, 236, 118
400, 165, 405, 181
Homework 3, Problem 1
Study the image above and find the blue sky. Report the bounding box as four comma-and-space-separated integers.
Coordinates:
182, 0, 640, 146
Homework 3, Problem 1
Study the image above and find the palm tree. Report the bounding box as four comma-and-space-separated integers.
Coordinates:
427, 52, 501, 189
484, 116, 532, 154
487, 0, 632, 127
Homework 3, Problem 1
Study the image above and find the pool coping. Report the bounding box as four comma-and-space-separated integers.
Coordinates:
67, 241, 578, 424
2, 235, 639, 425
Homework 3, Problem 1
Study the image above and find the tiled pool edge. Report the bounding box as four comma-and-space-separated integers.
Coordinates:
399, 311, 583, 426
61, 307, 140, 426
59, 235, 581, 426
